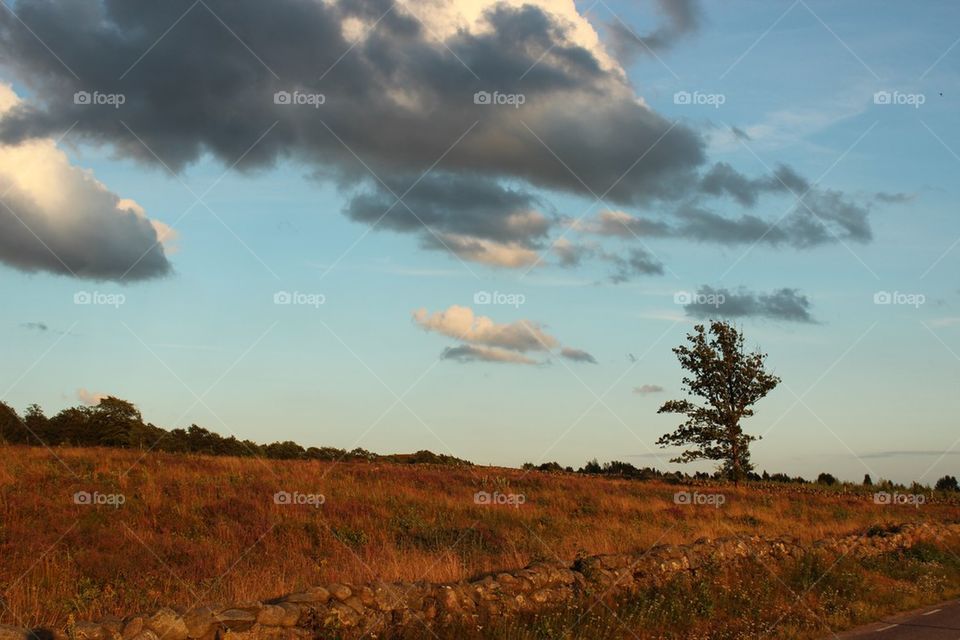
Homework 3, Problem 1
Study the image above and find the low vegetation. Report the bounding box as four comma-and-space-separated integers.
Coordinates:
0, 446, 958, 631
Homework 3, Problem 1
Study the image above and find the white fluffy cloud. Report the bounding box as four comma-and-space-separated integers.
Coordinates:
414, 304, 595, 365
0, 84, 172, 280
414, 304, 557, 351
76, 388, 108, 406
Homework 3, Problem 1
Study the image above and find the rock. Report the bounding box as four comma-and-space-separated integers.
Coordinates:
438, 587, 459, 611
130, 631, 159, 640
213, 611, 256, 632
327, 584, 352, 602
342, 597, 365, 615
325, 603, 359, 628
530, 590, 551, 604
284, 586, 328, 604
181, 608, 216, 639
255, 604, 300, 628
121, 618, 144, 640
72, 622, 104, 640
356, 587, 375, 608
146, 608, 188, 640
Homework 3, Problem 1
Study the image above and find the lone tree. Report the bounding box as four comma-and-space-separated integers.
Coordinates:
657, 321, 780, 483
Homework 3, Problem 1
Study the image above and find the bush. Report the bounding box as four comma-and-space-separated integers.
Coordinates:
817, 472, 837, 486
935, 475, 959, 492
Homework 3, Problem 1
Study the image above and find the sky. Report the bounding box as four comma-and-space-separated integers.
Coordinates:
0, 0, 958, 484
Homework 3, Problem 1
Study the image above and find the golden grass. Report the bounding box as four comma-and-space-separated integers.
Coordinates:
0, 445, 956, 629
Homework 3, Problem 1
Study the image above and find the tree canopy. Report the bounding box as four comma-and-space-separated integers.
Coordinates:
657, 321, 780, 482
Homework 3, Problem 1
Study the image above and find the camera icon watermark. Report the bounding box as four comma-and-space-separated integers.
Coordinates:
873, 290, 925, 308
73, 491, 126, 508
673, 491, 725, 508
473, 290, 526, 308
273, 291, 326, 308
74, 291, 126, 308
674, 290, 725, 307
273, 491, 325, 508
74, 90, 126, 109
673, 90, 725, 109
474, 490, 526, 506
873, 90, 925, 109
873, 492, 925, 508
274, 90, 325, 108
473, 91, 525, 108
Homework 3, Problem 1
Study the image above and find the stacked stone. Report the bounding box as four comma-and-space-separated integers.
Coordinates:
3, 521, 957, 640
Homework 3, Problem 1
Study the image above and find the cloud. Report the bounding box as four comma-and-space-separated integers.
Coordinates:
0, 0, 880, 276
684, 286, 816, 323
0, 84, 172, 281
346, 173, 551, 267
633, 384, 664, 394
607, 247, 664, 282
858, 450, 960, 460
577, 161, 874, 252
874, 192, 915, 204
578, 209, 672, 239
699, 162, 807, 207
20, 321, 48, 331
76, 388, 107, 406
560, 346, 597, 363
441, 344, 537, 365
414, 304, 589, 365
0, 0, 707, 270
606, 0, 701, 61
552, 237, 592, 267
422, 232, 541, 268
414, 305, 557, 352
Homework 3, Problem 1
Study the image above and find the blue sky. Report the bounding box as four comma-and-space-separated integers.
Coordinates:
1, 0, 958, 483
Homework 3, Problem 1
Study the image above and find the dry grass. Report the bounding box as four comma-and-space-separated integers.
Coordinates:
0, 445, 957, 629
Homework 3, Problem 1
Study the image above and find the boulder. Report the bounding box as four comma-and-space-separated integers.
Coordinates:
255, 604, 300, 628
145, 609, 188, 640
326, 584, 352, 602
213, 611, 256, 632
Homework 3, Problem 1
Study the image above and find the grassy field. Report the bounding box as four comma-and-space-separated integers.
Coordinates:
0, 445, 958, 631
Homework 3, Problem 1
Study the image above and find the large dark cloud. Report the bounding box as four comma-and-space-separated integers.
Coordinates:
0, 0, 879, 278
684, 286, 816, 323
0, 0, 704, 200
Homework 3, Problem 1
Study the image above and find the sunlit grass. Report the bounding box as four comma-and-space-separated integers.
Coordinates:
0, 445, 957, 630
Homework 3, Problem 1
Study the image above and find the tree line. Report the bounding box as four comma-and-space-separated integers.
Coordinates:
0, 396, 470, 465
522, 459, 959, 492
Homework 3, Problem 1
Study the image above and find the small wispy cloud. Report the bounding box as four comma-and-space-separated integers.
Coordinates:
560, 347, 598, 364
633, 384, 665, 395
76, 388, 108, 407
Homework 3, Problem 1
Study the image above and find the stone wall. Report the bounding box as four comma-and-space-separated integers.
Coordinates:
2, 521, 957, 640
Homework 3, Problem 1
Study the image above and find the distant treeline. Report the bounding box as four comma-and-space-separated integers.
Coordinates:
2, 396, 957, 491
0, 396, 471, 466
525, 459, 960, 493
